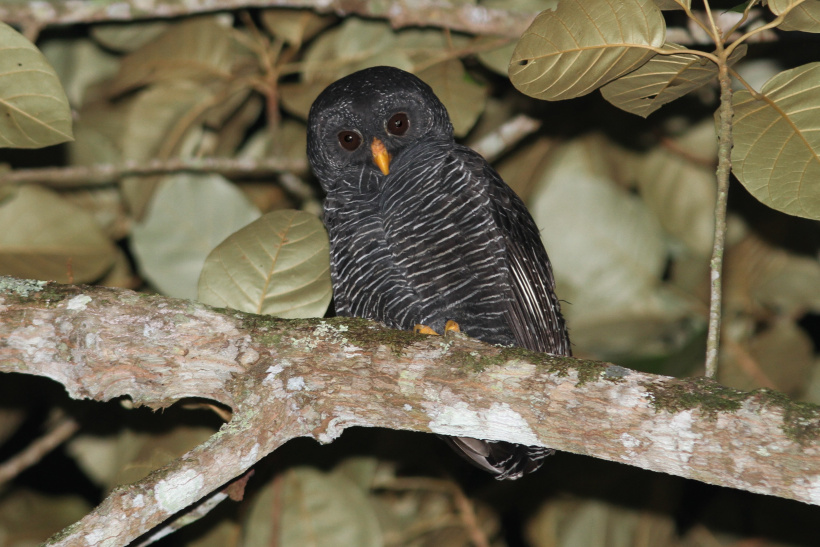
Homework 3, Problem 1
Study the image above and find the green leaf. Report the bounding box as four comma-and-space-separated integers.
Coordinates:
732, 62, 820, 220
261, 8, 335, 47
40, 38, 120, 107
131, 173, 260, 300
770, 0, 820, 32
601, 44, 747, 117
527, 136, 694, 358
284, 19, 472, 120
654, 0, 690, 9
106, 17, 255, 96
119, 80, 220, 218
198, 210, 331, 318
418, 59, 487, 136
278, 468, 383, 547
0, 21, 73, 148
302, 18, 412, 84
91, 20, 171, 52
0, 186, 116, 283
637, 121, 717, 256
509, 0, 666, 101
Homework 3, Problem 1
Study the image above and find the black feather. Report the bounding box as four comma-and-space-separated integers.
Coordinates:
307, 66, 570, 479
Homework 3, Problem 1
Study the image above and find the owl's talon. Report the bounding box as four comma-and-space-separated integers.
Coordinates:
444, 320, 460, 334
414, 324, 440, 335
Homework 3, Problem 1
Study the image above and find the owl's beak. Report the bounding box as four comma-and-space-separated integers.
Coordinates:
371, 138, 391, 175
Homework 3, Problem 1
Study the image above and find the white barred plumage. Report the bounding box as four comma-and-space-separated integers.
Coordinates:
307, 66, 570, 480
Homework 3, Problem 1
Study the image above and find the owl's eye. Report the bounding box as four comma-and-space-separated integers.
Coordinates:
386, 113, 410, 136
338, 131, 362, 151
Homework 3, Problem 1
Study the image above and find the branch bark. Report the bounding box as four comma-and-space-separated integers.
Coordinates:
0, 157, 307, 188
0, 0, 537, 37
1, 277, 819, 545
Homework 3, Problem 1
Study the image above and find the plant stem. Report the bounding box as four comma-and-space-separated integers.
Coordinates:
706, 57, 734, 378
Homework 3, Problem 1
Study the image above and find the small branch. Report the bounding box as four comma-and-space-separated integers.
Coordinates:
470, 114, 541, 163
705, 53, 735, 379
0, 414, 80, 485
0, 156, 307, 188
1, 277, 819, 544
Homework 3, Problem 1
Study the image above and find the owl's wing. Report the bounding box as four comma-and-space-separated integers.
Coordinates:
459, 146, 572, 356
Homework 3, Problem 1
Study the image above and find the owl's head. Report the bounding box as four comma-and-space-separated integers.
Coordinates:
307, 66, 453, 190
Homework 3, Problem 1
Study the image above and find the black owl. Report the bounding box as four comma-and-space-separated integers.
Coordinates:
307, 66, 570, 480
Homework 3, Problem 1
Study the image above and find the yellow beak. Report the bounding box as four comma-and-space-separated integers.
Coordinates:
371, 137, 391, 175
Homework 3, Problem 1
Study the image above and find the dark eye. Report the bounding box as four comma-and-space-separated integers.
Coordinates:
338, 131, 362, 151
387, 113, 410, 136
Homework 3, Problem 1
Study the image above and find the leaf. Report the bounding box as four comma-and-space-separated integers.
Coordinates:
131, 173, 260, 300
302, 18, 413, 84
286, 20, 476, 121
732, 62, 820, 220
279, 468, 383, 547
509, 0, 666, 101
68, 98, 126, 166
0, 21, 73, 148
720, 319, 814, 395
418, 59, 487, 136
526, 498, 678, 547
0, 490, 92, 544
527, 136, 695, 358
724, 235, 820, 317
40, 37, 120, 107
67, 424, 215, 490
601, 44, 747, 117
198, 210, 331, 318
242, 466, 383, 547
261, 8, 335, 47
91, 20, 171, 52
106, 17, 255, 96
773, 0, 820, 33
529, 137, 669, 310
637, 120, 717, 255
0, 186, 116, 283
118, 80, 219, 218
654, 0, 690, 9
476, 39, 517, 76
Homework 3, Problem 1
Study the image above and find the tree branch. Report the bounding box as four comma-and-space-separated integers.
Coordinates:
0, 157, 307, 188
0, 0, 538, 38
1, 276, 818, 545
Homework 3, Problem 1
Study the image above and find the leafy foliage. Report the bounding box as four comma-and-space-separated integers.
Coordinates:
198, 210, 331, 318
0, 22, 73, 148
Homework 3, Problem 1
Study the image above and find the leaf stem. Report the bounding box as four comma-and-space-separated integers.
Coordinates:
705, 54, 734, 378
724, 1, 802, 58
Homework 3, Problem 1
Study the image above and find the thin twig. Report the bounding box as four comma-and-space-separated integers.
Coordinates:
705, 52, 735, 379
471, 114, 541, 163
0, 156, 307, 187
0, 415, 80, 485
450, 481, 490, 547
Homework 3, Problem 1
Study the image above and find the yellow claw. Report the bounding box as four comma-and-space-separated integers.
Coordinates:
371, 137, 391, 175
414, 324, 440, 335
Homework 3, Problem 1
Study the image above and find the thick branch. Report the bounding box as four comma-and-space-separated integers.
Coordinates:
1, 277, 819, 545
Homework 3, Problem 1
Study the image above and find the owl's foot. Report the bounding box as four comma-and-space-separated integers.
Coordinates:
414, 321, 461, 335
414, 324, 439, 335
